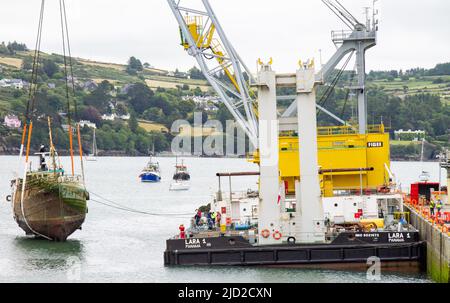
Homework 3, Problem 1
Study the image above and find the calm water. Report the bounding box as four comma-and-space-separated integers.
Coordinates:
0, 156, 442, 283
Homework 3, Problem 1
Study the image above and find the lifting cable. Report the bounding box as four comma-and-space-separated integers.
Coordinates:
340, 61, 357, 118
58, 0, 76, 176
59, 0, 85, 183
318, 51, 354, 107
88, 192, 193, 218
26, 0, 45, 123
20, 0, 45, 162
60, 0, 78, 118
16, 0, 52, 241
55, 0, 85, 183
317, 51, 354, 119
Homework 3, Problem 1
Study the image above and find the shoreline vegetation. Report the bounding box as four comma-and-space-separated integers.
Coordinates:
0, 147, 441, 162
0, 151, 442, 162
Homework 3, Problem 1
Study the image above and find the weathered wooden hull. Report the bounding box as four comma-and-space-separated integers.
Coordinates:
12, 174, 88, 241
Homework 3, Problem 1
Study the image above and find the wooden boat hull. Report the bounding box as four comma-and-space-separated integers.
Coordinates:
12, 175, 88, 241
15, 214, 86, 242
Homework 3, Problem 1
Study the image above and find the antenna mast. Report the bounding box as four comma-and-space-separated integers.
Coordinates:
284, 0, 380, 134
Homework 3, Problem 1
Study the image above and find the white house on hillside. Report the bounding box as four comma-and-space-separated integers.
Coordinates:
101, 114, 115, 121
83, 80, 98, 91
182, 95, 220, 104
394, 129, 426, 141
0, 79, 26, 89
79, 120, 97, 129
101, 113, 130, 121
119, 114, 130, 121
62, 124, 77, 133
3, 114, 21, 129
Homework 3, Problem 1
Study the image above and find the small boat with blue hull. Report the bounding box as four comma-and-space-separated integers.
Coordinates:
141, 172, 161, 183
140, 158, 161, 183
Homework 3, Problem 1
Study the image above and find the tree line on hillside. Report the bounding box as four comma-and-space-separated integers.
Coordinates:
314, 85, 449, 139
1, 42, 448, 157
0, 41, 28, 55
1, 76, 448, 157
1, 52, 216, 155
367, 63, 450, 81
125, 56, 206, 80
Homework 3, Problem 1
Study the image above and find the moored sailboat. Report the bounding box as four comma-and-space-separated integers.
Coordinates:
86, 128, 98, 162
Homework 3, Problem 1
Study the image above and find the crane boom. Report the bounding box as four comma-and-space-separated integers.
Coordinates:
167, 0, 259, 148
322, 0, 364, 30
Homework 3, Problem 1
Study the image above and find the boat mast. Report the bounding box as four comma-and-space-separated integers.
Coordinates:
47, 117, 58, 174
420, 138, 426, 163
92, 128, 97, 156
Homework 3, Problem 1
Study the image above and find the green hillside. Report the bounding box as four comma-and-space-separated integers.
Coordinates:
0, 41, 449, 157
0, 45, 217, 155
0, 50, 211, 92
370, 76, 450, 103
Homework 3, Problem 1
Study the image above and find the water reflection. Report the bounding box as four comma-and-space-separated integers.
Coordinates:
13, 237, 84, 272
0, 157, 437, 282
165, 265, 431, 283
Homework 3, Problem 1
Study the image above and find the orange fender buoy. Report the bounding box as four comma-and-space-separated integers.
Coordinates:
273, 231, 282, 241
261, 229, 270, 239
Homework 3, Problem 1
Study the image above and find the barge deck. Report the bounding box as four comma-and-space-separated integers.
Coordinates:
165, 232, 425, 267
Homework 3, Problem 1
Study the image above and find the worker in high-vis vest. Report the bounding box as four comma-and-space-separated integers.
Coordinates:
211, 212, 217, 228
430, 200, 436, 217
436, 200, 443, 216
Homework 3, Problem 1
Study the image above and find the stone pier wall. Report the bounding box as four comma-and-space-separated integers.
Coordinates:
406, 205, 450, 283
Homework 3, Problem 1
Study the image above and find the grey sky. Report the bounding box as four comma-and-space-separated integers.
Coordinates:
1, 0, 449, 73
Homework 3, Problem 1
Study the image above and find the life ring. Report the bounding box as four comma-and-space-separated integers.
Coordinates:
411, 199, 417, 205
6, 195, 11, 202
261, 229, 270, 239
273, 231, 282, 241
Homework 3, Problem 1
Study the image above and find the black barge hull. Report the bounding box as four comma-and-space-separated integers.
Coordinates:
164, 233, 425, 266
